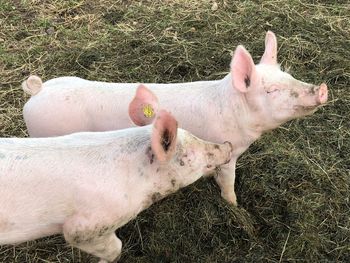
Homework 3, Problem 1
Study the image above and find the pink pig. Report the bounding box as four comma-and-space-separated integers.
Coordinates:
22, 31, 328, 205
0, 85, 233, 262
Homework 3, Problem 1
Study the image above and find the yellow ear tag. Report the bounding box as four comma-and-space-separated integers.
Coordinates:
143, 104, 154, 118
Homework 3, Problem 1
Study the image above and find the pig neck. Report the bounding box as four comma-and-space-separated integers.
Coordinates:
219, 74, 279, 152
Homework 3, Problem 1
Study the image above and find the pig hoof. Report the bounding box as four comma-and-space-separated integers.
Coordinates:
221, 191, 237, 206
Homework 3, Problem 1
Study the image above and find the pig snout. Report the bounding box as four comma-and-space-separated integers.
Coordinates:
295, 83, 328, 111
317, 83, 328, 105
308, 83, 328, 106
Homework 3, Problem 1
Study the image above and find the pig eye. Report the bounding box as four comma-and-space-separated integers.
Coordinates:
265, 84, 280, 95
266, 89, 278, 94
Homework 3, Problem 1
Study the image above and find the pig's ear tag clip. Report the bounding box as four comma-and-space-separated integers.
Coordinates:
143, 104, 154, 118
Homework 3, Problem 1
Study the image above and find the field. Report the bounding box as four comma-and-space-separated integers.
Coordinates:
0, 0, 349, 262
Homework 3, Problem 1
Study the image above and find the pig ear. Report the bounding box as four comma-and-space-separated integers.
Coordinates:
231, 45, 256, 93
151, 110, 178, 162
128, 84, 159, 126
260, 31, 278, 65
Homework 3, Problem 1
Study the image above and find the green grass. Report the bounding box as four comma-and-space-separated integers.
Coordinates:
0, 0, 349, 262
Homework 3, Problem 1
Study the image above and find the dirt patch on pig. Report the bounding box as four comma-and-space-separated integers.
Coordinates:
0, 217, 11, 232
151, 192, 162, 203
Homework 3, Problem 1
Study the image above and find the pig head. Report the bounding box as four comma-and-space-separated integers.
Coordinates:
230, 31, 328, 132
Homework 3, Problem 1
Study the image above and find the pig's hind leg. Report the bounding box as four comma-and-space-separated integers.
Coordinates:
63, 215, 122, 262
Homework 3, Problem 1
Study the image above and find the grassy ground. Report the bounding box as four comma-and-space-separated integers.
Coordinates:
0, 0, 349, 262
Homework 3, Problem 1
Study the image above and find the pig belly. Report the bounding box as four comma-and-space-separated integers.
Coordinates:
0, 173, 74, 245
0, 218, 62, 245
0, 189, 70, 245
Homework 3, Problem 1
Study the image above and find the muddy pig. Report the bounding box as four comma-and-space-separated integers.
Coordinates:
22, 31, 328, 205
0, 85, 233, 262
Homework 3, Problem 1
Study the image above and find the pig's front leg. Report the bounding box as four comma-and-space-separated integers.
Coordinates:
63, 215, 122, 262
214, 160, 237, 206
